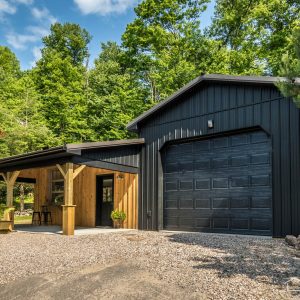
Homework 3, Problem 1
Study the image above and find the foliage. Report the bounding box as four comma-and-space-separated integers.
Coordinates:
209, 0, 300, 75
277, 27, 300, 107
87, 42, 147, 140
122, 0, 211, 102
0, 0, 300, 156
0, 205, 14, 220
33, 48, 90, 143
111, 210, 126, 221
42, 23, 91, 66
0, 47, 57, 157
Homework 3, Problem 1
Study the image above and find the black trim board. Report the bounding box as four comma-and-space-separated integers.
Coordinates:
0, 176, 36, 184
72, 157, 139, 174
158, 126, 270, 151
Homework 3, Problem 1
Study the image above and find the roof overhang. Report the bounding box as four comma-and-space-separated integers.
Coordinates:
0, 139, 145, 172
126, 74, 290, 132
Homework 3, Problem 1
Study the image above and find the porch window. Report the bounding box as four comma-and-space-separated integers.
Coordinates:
50, 170, 64, 205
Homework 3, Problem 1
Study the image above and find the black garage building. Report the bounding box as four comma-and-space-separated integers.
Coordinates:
127, 74, 300, 237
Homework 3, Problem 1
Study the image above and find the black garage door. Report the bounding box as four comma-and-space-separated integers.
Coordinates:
163, 131, 273, 235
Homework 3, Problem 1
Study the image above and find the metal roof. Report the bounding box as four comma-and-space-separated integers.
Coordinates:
0, 138, 145, 172
66, 138, 145, 151
126, 74, 287, 131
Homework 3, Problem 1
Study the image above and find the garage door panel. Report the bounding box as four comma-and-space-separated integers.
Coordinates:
163, 131, 272, 235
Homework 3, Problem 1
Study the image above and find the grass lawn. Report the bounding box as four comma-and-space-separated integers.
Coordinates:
14, 215, 32, 224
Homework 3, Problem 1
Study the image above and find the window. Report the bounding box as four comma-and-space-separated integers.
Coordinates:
102, 178, 113, 202
50, 170, 64, 205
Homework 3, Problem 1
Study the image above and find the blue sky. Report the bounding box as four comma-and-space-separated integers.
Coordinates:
0, 0, 215, 70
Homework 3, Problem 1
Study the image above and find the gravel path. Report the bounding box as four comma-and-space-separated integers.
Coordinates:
0, 231, 299, 299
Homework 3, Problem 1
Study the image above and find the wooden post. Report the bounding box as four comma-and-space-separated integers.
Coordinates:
1, 171, 20, 207
56, 163, 86, 236
0, 171, 20, 231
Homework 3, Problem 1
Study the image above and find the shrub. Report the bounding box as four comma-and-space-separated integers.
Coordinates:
110, 210, 126, 222
0, 205, 14, 220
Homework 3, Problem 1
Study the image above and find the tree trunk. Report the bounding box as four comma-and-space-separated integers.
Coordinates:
20, 184, 24, 212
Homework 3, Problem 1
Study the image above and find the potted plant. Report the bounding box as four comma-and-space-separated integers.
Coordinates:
0, 205, 15, 233
111, 210, 126, 228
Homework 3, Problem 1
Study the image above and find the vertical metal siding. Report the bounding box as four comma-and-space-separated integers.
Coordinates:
138, 82, 300, 236
81, 146, 141, 168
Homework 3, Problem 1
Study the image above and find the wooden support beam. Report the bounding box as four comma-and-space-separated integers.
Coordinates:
62, 205, 76, 235
2, 171, 20, 207
56, 164, 66, 179
73, 165, 86, 179
56, 163, 86, 235
64, 162, 74, 206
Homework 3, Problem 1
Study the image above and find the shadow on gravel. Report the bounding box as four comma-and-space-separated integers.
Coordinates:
168, 233, 299, 287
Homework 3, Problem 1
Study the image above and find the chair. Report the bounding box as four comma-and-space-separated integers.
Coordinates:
32, 211, 41, 225
41, 206, 52, 225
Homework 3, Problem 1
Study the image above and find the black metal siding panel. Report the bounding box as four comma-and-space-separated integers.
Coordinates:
280, 100, 291, 235
290, 100, 300, 234
81, 145, 140, 168
138, 82, 300, 237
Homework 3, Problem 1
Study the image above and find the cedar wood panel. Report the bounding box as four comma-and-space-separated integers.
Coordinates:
19, 166, 138, 229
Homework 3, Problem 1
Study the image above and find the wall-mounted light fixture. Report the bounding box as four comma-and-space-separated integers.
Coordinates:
117, 174, 124, 180
208, 120, 214, 129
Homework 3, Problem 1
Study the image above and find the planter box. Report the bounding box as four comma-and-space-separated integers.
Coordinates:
113, 220, 123, 229
0, 221, 13, 233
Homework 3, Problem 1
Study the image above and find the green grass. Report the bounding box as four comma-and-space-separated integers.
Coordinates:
14, 215, 32, 225
14, 196, 34, 204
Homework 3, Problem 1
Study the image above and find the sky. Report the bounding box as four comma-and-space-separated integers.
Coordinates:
0, 0, 216, 70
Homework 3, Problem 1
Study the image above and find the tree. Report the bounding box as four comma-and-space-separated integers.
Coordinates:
0, 46, 21, 78
277, 27, 300, 107
209, 0, 300, 75
34, 23, 92, 143
42, 23, 92, 66
88, 42, 147, 140
0, 48, 57, 157
122, 0, 214, 102
34, 49, 90, 143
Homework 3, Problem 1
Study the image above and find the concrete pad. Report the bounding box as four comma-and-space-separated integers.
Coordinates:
14, 225, 136, 236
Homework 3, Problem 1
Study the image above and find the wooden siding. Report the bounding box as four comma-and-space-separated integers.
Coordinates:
138, 82, 300, 237
19, 166, 138, 229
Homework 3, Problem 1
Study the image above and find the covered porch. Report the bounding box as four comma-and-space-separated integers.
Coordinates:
0, 139, 143, 235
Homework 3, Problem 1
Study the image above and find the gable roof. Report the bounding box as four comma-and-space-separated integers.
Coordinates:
126, 74, 284, 131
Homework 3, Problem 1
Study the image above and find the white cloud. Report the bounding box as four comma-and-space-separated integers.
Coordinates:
0, 0, 33, 20
6, 5, 57, 50
6, 25, 50, 50
74, 0, 136, 16
31, 7, 57, 24
0, 0, 17, 15
27, 25, 49, 37
32, 46, 41, 60
6, 33, 38, 49
30, 46, 42, 67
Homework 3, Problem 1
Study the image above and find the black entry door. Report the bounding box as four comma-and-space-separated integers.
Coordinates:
163, 131, 273, 235
96, 175, 114, 226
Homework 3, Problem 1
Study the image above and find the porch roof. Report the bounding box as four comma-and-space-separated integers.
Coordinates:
0, 139, 144, 173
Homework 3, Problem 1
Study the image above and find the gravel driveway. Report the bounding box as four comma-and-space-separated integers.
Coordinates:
0, 231, 299, 300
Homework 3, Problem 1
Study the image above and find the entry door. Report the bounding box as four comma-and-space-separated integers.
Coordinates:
163, 131, 273, 235
96, 175, 114, 226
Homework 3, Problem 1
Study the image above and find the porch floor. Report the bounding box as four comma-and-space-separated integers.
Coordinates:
14, 224, 136, 235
